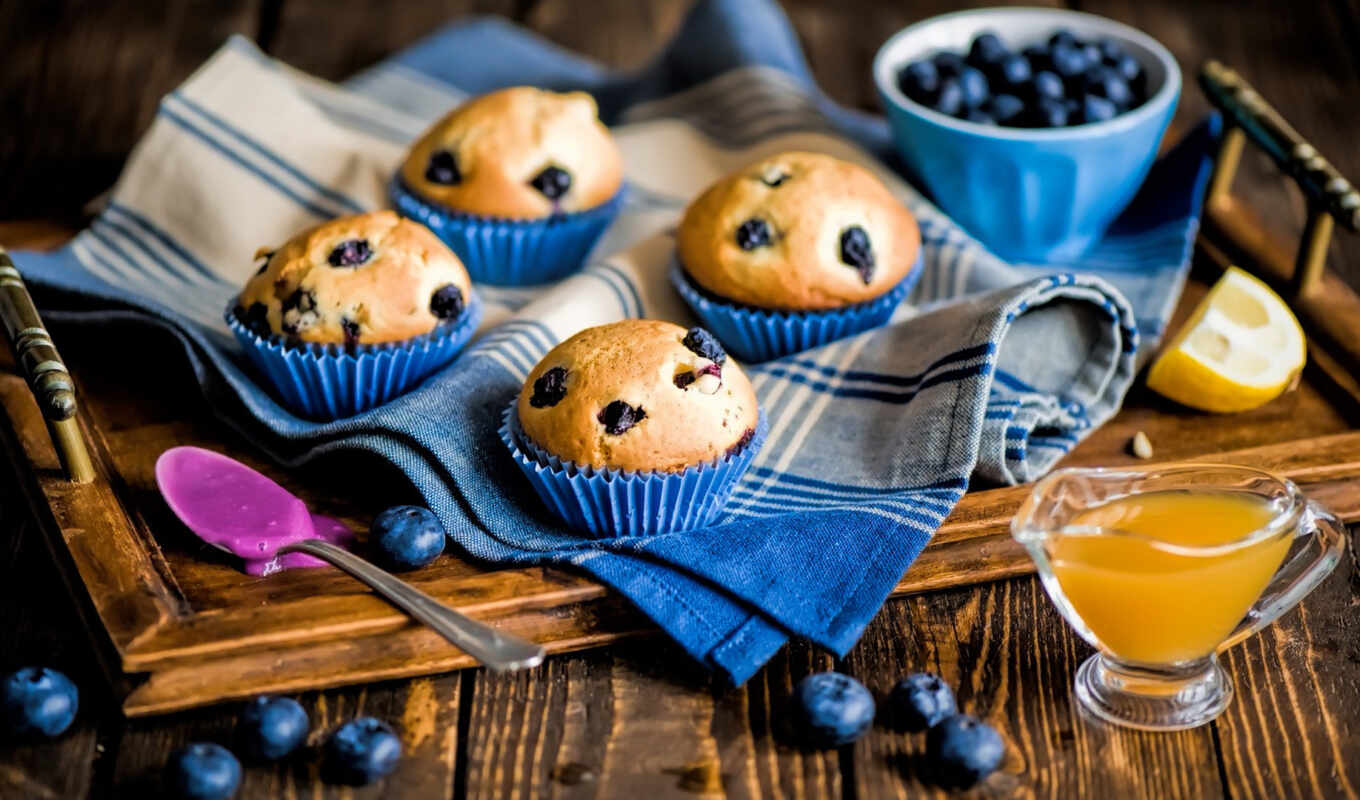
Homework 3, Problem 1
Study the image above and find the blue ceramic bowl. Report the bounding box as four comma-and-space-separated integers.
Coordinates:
873, 8, 1180, 262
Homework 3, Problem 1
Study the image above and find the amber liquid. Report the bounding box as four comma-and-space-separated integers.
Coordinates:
1047, 490, 1292, 664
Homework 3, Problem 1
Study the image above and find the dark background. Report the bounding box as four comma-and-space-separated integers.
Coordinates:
3, 0, 1359, 292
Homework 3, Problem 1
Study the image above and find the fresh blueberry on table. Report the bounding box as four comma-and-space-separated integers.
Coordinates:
2, 666, 78, 738
372, 505, 446, 571
237, 696, 309, 761
1080, 95, 1119, 125
987, 94, 1026, 127
795, 672, 875, 747
165, 742, 242, 800
890, 672, 957, 732
933, 78, 965, 116
966, 32, 1008, 71
898, 59, 940, 103
926, 714, 1005, 788
324, 717, 403, 785
956, 66, 990, 109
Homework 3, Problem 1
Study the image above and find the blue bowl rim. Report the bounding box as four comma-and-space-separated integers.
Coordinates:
872, 6, 1181, 142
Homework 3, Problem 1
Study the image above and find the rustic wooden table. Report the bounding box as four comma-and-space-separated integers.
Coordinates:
2, 1, 1358, 798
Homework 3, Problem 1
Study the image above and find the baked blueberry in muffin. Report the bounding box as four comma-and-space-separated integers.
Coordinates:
233, 210, 474, 346
398, 87, 623, 221
676, 151, 921, 311
516, 320, 759, 473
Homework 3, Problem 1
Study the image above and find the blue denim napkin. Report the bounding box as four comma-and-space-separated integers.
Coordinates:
15, 0, 1217, 682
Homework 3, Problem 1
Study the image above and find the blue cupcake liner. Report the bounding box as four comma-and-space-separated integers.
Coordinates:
389, 177, 624, 286
500, 402, 768, 539
226, 293, 483, 420
670, 252, 924, 363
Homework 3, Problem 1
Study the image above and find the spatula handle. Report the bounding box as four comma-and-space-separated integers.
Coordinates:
278, 538, 546, 671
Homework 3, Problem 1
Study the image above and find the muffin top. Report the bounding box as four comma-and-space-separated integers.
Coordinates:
235, 210, 473, 345
516, 320, 759, 473
399, 87, 624, 219
676, 151, 921, 311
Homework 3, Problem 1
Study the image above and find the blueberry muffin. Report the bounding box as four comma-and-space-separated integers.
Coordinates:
234, 210, 473, 345
398, 86, 623, 220
227, 211, 482, 419
516, 320, 759, 473
676, 151, 921, 311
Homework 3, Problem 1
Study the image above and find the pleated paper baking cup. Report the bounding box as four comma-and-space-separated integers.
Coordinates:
390, 177, 623, 286
500, 403, 768, 538
226, 294, 482, 421
670, 253, 923, 363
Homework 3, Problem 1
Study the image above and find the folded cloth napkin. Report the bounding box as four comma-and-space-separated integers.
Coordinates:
16, 0, 1218, 682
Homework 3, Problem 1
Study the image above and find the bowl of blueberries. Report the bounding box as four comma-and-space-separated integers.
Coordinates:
873, 8, 1180, 262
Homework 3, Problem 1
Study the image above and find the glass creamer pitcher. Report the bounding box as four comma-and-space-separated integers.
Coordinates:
1011, 464, 1345, 731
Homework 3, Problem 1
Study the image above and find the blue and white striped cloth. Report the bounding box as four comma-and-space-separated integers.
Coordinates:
15, 0, 1217, 682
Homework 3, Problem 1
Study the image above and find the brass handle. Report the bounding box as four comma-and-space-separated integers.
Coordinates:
1199, 60, 1359, 296
0, 247, 94, 483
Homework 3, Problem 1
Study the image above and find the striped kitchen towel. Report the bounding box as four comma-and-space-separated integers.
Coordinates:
15, 0, 1217, 682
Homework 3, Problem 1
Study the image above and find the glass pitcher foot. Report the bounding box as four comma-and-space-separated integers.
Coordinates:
1074, 654, 1232, 731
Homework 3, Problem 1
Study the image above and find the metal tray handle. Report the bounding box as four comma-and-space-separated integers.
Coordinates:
1199, 60, 1359, 296
0, 247, 94, 483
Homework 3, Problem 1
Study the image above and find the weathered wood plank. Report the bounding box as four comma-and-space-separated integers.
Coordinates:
462, 638, 840, 799
844, 580, 1225, 798
106, 675, 462, 798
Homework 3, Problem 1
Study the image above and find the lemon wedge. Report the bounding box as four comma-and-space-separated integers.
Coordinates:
1146, 267, 1305, 413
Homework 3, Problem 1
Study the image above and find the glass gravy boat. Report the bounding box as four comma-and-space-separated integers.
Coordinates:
1011, 464, 1344, 731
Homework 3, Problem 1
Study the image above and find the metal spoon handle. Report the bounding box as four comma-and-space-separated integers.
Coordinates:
278, 539, 545, 671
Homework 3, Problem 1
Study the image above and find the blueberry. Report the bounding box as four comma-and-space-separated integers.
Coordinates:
372, 505, 445, 571
1080, 41, 1103, 69
795, 672, 874, 747
996, 53, 1032, 90
280, 289, 318, 336
735, 218, 773, 250
962, 108, 994, 124
927, 714, 1005, 789
327, 238, 372, 268
2, 667, 78, 739
1029, 70, 1065, 103
839, 226, 875, 284
932, 51, 967, 79
987, 94, 1026, 126
429, 284, 465, 320
682, 327, 726, 365
340, 317, 361, 344
956, 66, 990, 109
598, 400, 645, 435
237, 696, 309, 761
967, 32, 1008, 70
1084, 66, 1134, 108
1048, 29, 1079, 51
424, 149, 461, 185
236, 302, 273, 339
324, 717, 402, 786
890, 673, 957, 732
530, 366, 568, 408
1021, 44, 1053, 73
1050, 44, 1092, 88
898, 59, 940, 103
1110, 54, 1147, 98
1027, 97, 1070, 128
1096, 37, 1126, 64
933, 79, 964, 116
1080, 94, 1118, 124
529, 165, 571, 200
165, 743, 242, 800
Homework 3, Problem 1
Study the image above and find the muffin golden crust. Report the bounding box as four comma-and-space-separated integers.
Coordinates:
399, 87, 624, 219
235, 210, 473, 345
676, 151, 921, 311
517, 320, 759, 473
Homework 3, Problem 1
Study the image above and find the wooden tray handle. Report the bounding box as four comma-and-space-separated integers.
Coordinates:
1199, 60, 1360, 296
0, 247, 94, 483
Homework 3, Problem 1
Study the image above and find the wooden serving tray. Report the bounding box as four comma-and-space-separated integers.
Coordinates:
6, 66, 1360, 718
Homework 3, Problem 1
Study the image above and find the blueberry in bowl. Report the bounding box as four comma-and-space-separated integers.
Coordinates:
874, 8, 1181, 262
